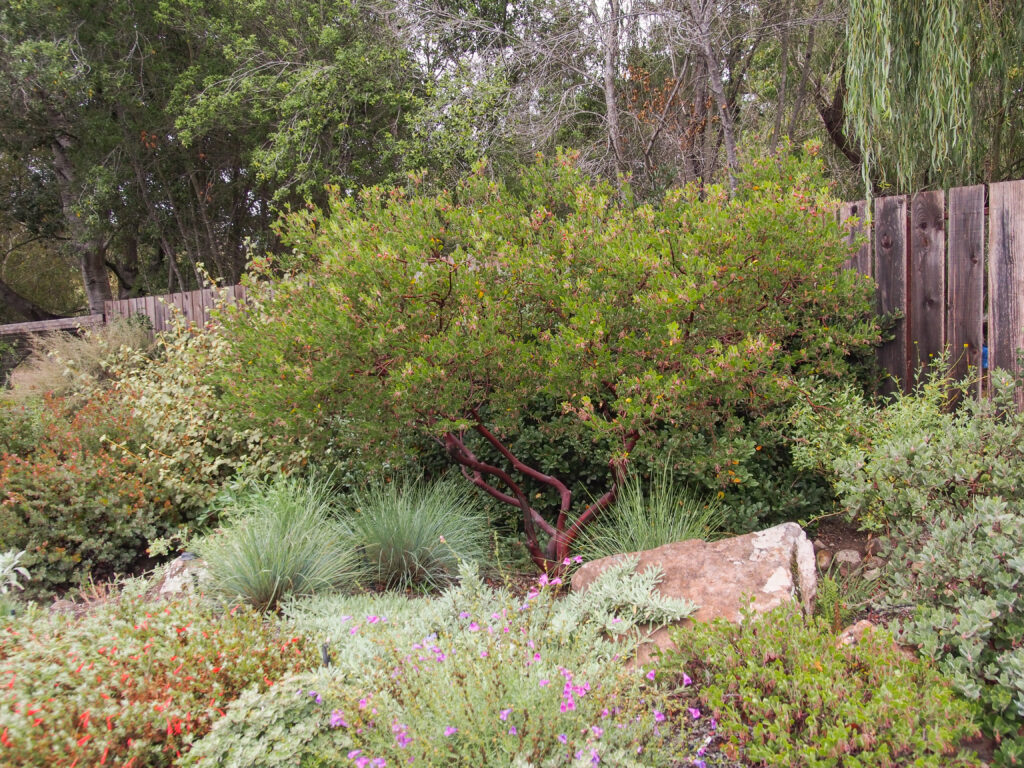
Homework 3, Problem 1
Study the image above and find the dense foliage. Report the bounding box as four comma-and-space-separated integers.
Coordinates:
793, 370, 1024, 764
0, 581, 309, 768
665, 603, 980, 766
185, 562, 695, 767
217, 151, 878, 567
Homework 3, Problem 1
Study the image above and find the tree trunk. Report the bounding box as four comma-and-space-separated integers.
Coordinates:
595, 0, 625, 175
51, 133, 112, 315
0, 277, 62, 321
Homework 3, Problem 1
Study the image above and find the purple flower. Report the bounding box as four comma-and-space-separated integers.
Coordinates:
480, 650, 489, 658
539, 678, 550, 687
367, 615, 380, 624
468, 622, 480, 631
591, 726, 603, 738
372, 759, 386, 768
645, 669, 656, 681
444, 726, 458, 737
590, 748, 601, 765
692, 761, 706, 768
653, 710, 666, 723
358, 697, 370, 710
348, 750, 362, 759
500, 708, 512, 721
682, 672, 692, 686
330, 710, 349, 728
557, 733, 568, 744
459, 611, 471, 619
688, 707, 701, 720
508, 726, 518, 735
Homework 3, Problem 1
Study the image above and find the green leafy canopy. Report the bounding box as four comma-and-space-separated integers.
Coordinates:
218, 150, 878, 563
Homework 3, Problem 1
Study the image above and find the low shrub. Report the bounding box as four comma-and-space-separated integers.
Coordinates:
576, 464, 723, 562
346, 477, 492, 590
197, 474, 362, 611
663, 602, 980, 767
185, 562, 697, 767
885, 496, 1024, 765
0, 393, 181, 596
793, 368, 1024, 763
0, 580, 310, 768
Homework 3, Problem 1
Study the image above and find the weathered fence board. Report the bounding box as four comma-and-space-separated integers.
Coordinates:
989, 180, 1024, 408
874, 195, 909, 393
946, 184, 986, 396
0, 314, 104, 338
909, 190, 945, 385
102, 285, 247, 330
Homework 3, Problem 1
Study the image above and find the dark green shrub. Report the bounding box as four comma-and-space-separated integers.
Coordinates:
218, 151, 879, 569
0, 581, 310, 768
663, 603, 980, 767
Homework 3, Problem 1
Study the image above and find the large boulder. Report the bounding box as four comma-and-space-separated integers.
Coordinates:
571, 522, 817, 665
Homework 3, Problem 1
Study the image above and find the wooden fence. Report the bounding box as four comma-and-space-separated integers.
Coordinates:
0, 285, 248, 339
840, 179, 1024, 405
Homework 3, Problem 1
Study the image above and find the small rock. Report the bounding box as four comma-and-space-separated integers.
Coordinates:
49, 599, 78, 615
812, 538, 827, 553
865, 537, 889, 557
156, 554, 209, 597
816, 549, 834, 571
862, 567, 882, 582
910, 561, 925, 574
833, 549, 863, 575
865, 555, 886, 569
836, 619, 876, 647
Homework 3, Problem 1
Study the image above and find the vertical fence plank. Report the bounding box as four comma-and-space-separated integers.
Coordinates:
839, 200, 871, 276
947, 185, 986, 396
909, 190, 945, 385
989, 180, 1024, 408
875, 195, 910, 393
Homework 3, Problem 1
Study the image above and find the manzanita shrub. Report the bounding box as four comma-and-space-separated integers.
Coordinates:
663, 603, 981, 767
0, 580, 309, 768
218, 150, 879, 571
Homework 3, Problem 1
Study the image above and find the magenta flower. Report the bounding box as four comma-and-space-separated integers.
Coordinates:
539, 678, 550, 687
591, 726, 603, 738
367, 615, 380, 624
682, 672, 692, 686
557, 734, 568, 744
688, 707, 701, 719
330, 710, 349, 728
499, 708, 512, 721
645, 669, 656, 681
508, 726, 518, 735
653, 710, 666, 723
348, 749, 362, 759
444, 726, 458, 737
468, 622, 480, 631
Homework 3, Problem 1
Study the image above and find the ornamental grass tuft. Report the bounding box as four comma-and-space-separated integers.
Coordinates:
197, 473, 360, 611
345, 476, 491, 590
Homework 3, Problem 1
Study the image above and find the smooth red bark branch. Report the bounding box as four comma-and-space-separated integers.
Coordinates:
472, 418, 573, 517
443, 432, 549, 568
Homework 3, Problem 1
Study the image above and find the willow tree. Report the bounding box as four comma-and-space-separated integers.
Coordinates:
218, 153, 878, 572
846, 0, 1024, 192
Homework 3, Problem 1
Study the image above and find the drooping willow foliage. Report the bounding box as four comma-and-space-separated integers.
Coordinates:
846, 0, 1024, 193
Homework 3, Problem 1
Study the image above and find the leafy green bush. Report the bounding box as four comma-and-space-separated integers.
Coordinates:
576, 464, 723, 561
792, 368, 1024, 763
346, 477, 492, 590
663, 603, 980, 767
0, 302, 288, 597
0, 580, 310, 768
197, 474, 361, 611
0, 391, 183, 596
885, 496, 1024, 765
218, 151, 879, 568
185, 562, 695, 767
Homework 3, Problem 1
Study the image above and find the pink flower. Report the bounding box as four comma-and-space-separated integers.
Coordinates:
367, 615, 380, 624
500, 708, 512, 721
444, 726, 458, 736
480, 650, 488, 658
508, 726, 518, 735
330, 710, 349, 728
558, 734, 568, 744
591, 726, 603, 738
653, 710, 665, 723
358, 697, 370, 710
645, 669, 656, 681
468, 622, 480, 631
688, 707, 701, 719
682, 672, 692, 686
